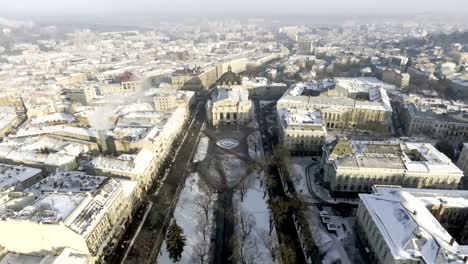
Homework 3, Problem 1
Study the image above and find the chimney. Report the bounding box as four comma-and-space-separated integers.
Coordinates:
97, 130, 108, 152
450, 237, 455, 246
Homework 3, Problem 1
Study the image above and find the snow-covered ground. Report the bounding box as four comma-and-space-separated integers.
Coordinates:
230, 131, 277, 263
233, 173, 277, 264
193, 136, 209, 162
304, 206, 353, 264
158, 173, 216, 264
247, 132, 262, 160
289, 157, 359, 205
288, 157, 366, 264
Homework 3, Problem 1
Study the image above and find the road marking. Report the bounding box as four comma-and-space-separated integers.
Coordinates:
120, 201, 154, 264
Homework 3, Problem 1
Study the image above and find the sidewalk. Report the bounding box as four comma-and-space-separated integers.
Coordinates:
305, 164, 359, 205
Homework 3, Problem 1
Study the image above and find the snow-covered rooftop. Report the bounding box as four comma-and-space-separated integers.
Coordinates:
277, 107, 327, 133
360, 187, 468, 263
335, 77, 397, 93
331, 140, 463, 175
0, 163, 42, 191
215, 87, 250, 103
26, 171, 107, 196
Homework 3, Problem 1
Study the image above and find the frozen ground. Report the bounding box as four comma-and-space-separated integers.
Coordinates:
233, 173, 277, 264
158, 173, 216, 264
193, 136, 209, 163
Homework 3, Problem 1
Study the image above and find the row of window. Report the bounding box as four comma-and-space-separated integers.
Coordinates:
337, 174, 458, 184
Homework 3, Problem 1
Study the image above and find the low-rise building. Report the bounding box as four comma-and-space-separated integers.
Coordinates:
356, 186, 468, 264
324, 140, 463, 194
277, 107, 327, 156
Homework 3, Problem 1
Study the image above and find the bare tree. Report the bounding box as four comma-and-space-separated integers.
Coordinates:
258, 230, 278, 262
192, 240, 210, 264
238, 173, 256, 203
193, 180, 215, 224
230, 209, 260, 264
196, 213, 209, 242
239, 209, 255, 243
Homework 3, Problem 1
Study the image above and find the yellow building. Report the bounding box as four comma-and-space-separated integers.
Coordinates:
209, 87, 252, 127
277, 107, 327, 156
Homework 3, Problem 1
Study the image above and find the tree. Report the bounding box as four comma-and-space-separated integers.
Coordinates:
435, 140, 455, 161
238, 173, 255, 203
196, 214, 209, 242
166, 220, 186, 262
269, 196, 290, 224
230, 209, 260, 264
276, 242, 296, 264
239, 209, 255, 243
193, 240, 210, 264
193, 181, 215, 225
258, 230, 277, 261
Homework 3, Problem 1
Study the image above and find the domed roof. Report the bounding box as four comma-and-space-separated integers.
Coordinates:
218, 66, 241, 86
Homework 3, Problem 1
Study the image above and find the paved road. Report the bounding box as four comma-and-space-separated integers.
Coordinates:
212, 189, 234, 264
305, 163, 329, 204
108, 98, 207, 264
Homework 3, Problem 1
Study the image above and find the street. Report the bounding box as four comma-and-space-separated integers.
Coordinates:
109, 99, 208, 264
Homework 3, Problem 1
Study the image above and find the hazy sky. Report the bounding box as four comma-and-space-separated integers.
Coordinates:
1, 0, 467, 15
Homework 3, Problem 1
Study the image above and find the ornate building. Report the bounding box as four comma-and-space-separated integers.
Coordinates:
208, 86, 252, 127
323, 139, 463, 195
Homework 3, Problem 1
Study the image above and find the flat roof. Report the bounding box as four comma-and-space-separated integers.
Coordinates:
0, 164, 42, 191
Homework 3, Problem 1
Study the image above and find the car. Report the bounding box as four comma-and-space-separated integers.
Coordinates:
319, 210, 329, 217
326, 223, 338, 232
321, 216, 332, 224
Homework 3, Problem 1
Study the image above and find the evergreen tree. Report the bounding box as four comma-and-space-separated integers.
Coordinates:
166, 220, 186, 262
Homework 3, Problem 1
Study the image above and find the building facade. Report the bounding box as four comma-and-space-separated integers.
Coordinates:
356, 186, 468, 264
277, 107, 327, 155
277, 78, 393, 133
324, 140, 463, 194
208, 87, 252, 127
400, 102, 468, 143
457, 143, 468, 176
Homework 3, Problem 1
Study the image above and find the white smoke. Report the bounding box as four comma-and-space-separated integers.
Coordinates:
87, 105, 115, 131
